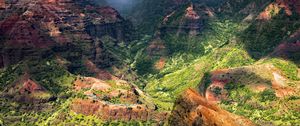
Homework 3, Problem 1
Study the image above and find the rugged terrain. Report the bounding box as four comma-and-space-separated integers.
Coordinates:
0, 0, 300, 125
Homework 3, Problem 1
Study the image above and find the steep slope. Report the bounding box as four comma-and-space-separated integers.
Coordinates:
0, 0, 135, 69
0, 0, 300, 125
0, 0, 140, 125
169, 89, 255, 126
128, 0, 190, 34
140, 0, 300, 125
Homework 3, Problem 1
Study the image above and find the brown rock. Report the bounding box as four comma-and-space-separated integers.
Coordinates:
0, 0, 5, 9
0, 0, 134, 68
169, 88, 256, 126
74, 77, 111, 91
71, 99, 150, 121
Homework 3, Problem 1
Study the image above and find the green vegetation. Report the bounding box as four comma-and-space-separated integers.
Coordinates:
0, 64, 24, 90
240, 12, 300, 58
1, 0, 300, 125
28, 59, 76, 94
259, 89, 276, 102
263, 58, 299, 80
145, 47, 254, 110
220, 85, 300, 125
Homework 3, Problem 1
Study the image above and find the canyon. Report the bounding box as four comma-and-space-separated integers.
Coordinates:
0, 0, 299, 125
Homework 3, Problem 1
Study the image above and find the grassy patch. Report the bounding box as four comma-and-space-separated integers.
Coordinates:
263, 58, 299, 80
220, 85, 300, 125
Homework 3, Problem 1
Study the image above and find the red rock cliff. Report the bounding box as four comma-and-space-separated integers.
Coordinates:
169, 89, 255, 126
0, 0, 5, 9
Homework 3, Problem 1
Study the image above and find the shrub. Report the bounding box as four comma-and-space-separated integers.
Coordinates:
259, 89, 276, 102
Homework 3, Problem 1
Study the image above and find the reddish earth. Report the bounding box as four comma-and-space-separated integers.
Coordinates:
73, 75, 139, 104
276, 0, 300, 15
154, 57, 166, 70
257, 0, 300, 20
74, 77, 111, 91
257, 3, 281, 20
108, 89, 139, 104
272, 84, 295, 98
205, 82, 228, 103
271, 72, 296, 97
71, 99, 168, 122
8, 73, 46, 94
249, 84, 269, 92
0, 0, 129, 69
0, 0, 71, 48
147, 38, 167, 57
205, 69, 231, 103
185, 4, 200, 20
2, 19, 55, 48
19, 79, 45, 94
2, 73, 50, 103
0, 0, 5, 9
160, 3, 208, 36
169, 89, 255, 126
72, 74, 168, 122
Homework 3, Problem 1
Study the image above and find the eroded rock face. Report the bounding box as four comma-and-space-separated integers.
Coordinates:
71, 98, 168, 122
257, 0, 300, 20
0, 0, 134, 68
71, 99, 167, 123
71, 99, 152, 121
74, 77, 112, 91
0, 0, 5, 9
169, 89, 255, 126
160, 4, 209, 36
71, 76, 169, 123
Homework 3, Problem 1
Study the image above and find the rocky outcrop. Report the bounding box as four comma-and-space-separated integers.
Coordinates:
86, 21, 134, 44
71, 76, 168, 123
217, 0, 299, 20
85, 6, 135, 43
169, 89, 255, 126
147, 37, 167, 57
255, 0, 300, 20
72, 99, 141, 121
1, 73, 52, 103
0, 0, 5, 9
74, 76, 112, 91
160, 4, 208, 36
257, 2, 282, 20
71, 99, 168, 122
